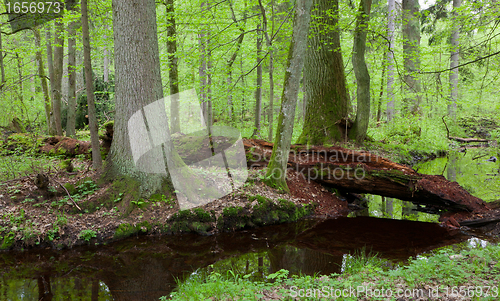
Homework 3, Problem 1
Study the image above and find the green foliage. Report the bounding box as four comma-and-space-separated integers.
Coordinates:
78, 229, 97, 242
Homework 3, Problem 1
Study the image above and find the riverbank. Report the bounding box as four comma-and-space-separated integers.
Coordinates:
166, 242, 500, 300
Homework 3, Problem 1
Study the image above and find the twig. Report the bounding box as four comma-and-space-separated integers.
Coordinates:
442, 116, 450, 139
52, 178, 82, 211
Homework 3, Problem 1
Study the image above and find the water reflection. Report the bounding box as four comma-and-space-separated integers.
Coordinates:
415, 149, 500, 202
0, 217, 473, 300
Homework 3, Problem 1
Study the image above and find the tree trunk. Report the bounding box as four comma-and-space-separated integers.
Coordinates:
53, 20, 65, 136
349, 0, 372, 144
265, 0, 313, 192
66, 21, 77, 137
227, 0, 247, 123
297, 0, 350, 145
0, 30, 5, 89
107, 0, 171, 195
386, 0, 396, 121
82, 0, 103, 170
45, 27, 57, 135
253, 23, 263, 138
16, 53, 25, 115
166, 0, 180, 133
103, 34, 109, 83
33, 28, 55, 134
268, 50, 274, 141
402, 0, 421, 115
448, 0, 461, 119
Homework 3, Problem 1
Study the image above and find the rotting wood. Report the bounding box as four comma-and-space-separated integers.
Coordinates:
243, 138, 490, 214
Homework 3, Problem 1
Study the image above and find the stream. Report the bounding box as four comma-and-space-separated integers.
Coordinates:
1, 149, 499, 300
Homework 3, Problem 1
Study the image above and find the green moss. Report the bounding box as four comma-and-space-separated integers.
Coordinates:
0, 232, 15, 250
63, 183, 77, 195
165, 208, 215, 235
113, 223, 137, 240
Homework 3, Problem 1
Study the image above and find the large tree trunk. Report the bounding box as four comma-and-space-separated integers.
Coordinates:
402, 0, 422, 114
107, 0, 170, 194
265, 0, 313, 192
33, 28, 55, 134
349, 0, 372, 144
45, 28, 57, 135
166, 0, 180, 133
448, 0, 461, 119
297, 0, 350, 145
66, 21, 78, 137
82, 0, 103, 170
386, 0, 396, 121
52, 20, 65, 136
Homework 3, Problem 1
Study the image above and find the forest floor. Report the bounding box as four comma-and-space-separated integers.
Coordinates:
0, 150, 349, 251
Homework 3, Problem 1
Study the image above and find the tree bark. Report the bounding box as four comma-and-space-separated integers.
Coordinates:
82, 0, 103, 170
448, 0, 461, 119
386, 0, 396, 121
264, 0, 313, 192
107, 0, 171, 195
248, 138, 490, 213
402, 0, 422, 114
166, 0, 180, 133
0, 30, 5, 89
297, 0, 350, 145
227, 0, 247, 123
66, 21, 78, 137
45, 27, 57, 135
53, 20, 65, 136
252, 22, 263, 138
33, 28, 55, 134
349, 0, 372, 144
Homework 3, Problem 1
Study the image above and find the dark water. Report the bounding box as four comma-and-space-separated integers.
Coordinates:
0, 216, 483, 300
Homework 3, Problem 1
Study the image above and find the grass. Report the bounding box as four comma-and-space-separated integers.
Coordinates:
164, 243, 500, 300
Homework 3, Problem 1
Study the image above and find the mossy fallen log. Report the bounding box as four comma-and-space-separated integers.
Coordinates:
243, 138, 490, 214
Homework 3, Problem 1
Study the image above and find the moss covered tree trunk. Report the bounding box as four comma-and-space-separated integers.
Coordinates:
33, 28, 55, 134
349, 0, 372, 144
296, 0, 350, 145
265, 0, 313, 192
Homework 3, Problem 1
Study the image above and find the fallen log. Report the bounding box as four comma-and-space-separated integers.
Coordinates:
449, 136, 489, 143
243, 138, 490, 214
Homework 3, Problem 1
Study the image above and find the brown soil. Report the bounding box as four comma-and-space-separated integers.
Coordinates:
0, 160, 347, 251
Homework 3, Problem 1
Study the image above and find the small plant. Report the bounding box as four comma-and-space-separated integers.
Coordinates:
78, 229, 97, 242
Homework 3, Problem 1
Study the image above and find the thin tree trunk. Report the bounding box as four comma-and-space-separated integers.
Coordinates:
349, 0, 372, 143
402, 0, 421, 114
103, 34, 109, 83
166, 0, 180, 133
227, 0, 246, 123
34, 28, 55, 134
386, 0, 396, 121
16, 53, 24, 113
66, 21, 77, 137
45, 27, 57, 135
257, 0, 275, 141
53, 20, 64, 136
253, 23, 263, 137
82, 0, 103, 170
265, 0, 313, 192
0, 30, 5, 89
448, 0, 461, 119
377, 53, 386, 122
268, 50, 274, 141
